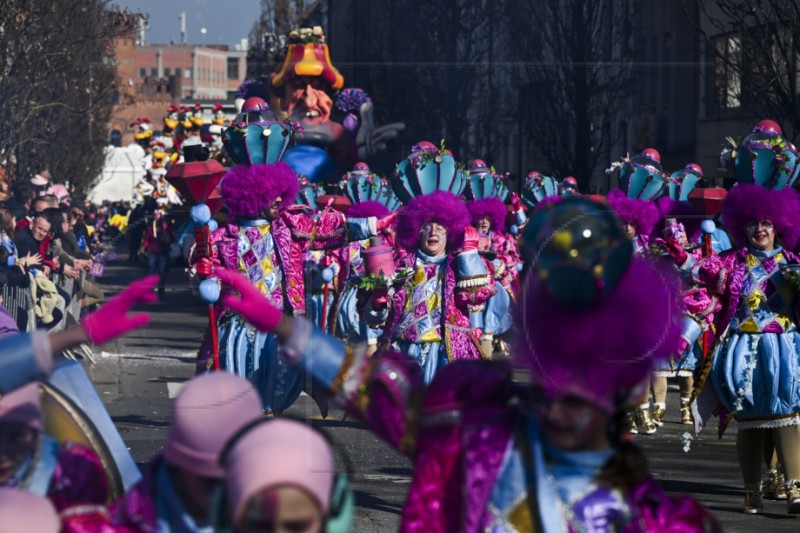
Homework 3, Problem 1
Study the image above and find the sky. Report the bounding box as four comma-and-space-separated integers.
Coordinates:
114, 0, 262, 48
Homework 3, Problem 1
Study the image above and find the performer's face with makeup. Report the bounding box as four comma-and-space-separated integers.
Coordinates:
532, 388, 610, 451
476, 216, 492, 234
238, 486, 323, 533
746, 219, 776, 251
264, 197, 282, 221
419, 222, 447, 257
623, 220, 637, 239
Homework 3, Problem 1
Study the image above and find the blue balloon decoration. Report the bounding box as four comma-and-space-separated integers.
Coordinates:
284, 145, 336, 183
190, 203, 212, 226
207, 219, 219, 232
321, 268, 334, 283
700, 219, 717, 235
198, 278, 221, 304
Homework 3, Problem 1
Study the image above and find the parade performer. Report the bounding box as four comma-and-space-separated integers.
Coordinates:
0, 383, 108, 511
130, 118, 153, 150
462, 160, 522, 358
214, 194, 720, 533
660, 120, 800, 514
193, 161, 392, 413
110, 372, 263, 532
160, 104, 180, 152
333, 199, 394, 351
606, 191, 660, 434
358, 190, 495, 383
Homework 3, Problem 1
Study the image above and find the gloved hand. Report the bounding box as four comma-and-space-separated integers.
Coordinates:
653, 238, 687, 264
510, 192, 522, 212
214, 267, 283, 333
372, 286, 390, 310
196, 257, 213, 277
676, 338, 690, 357
376, 212, 397, 232
81, 275, 158, 345
462, 226, 480, 253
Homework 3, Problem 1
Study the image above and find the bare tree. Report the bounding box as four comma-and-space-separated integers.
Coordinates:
0, 0, 136, 195
504, 0, 633, 192
695, 0, 800, 142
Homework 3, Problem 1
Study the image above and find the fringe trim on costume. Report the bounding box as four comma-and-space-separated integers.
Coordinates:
736, 414, 800, 430
456, 275, 490, 288
653, 370, 694, 378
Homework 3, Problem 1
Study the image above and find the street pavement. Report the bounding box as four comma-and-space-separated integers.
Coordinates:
84, 253, 798, 532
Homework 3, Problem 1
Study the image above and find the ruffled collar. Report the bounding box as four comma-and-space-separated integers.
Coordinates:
748, 245, 783, 258
415, 250, 447, 264
238, 218, 269, 228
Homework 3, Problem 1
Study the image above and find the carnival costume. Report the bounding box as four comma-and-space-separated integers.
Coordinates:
363, 191, 495, 382
214, 196, 720, 532
333, 199, 395, 347
606, 182, 661, 434
195, 162, 379, 413
667, 120, 800, 514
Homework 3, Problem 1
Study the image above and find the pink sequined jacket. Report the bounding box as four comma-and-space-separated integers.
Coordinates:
372, 250, 497, 361
287, 324, 721, 533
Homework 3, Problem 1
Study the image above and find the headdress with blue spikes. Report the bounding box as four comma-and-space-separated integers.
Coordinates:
733, 120, 800, 190
666, 163, 703, 202
521, 171, 560, 208
611, 147, 666, 200
221, 97, 295, 166
295, 178, 320, 207
392, 140, 467, 204
339, 162, 402, 211
462, 159, 509, 201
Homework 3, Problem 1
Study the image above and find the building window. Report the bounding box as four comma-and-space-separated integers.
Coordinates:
139, 68, 146, 78
164, 68, 171, 76
185, 68, 192, 79
711, 34, 741, 111
150, 67, 157, 77
227, 57, 239, 80
175, 67, 182, 77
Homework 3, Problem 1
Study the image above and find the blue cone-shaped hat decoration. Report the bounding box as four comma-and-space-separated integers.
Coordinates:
521, 172, 560, 208
295, 179, 320, 207
463, 159, 509, 201
618, 148, 665, 201
392, 141, 467, 204
221, 97, 295, 166
732, 120, 800, 190
667, 163, 703, 202
339, 162, 402, 211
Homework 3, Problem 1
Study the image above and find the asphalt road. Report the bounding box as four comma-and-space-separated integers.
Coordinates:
85, 253, 798, 532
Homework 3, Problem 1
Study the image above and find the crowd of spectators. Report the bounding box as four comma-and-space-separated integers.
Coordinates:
0, 172, 106, 334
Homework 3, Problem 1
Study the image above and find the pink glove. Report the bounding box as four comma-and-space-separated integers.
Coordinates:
654, 238, 687, 264
81, 275, 158, 345
462, 226, 480, 253
510, 192, 522, 212
372, 286, 389, 310
196, 257, 213, 277
214, 267, 282, 332
375, 212, 397, 232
